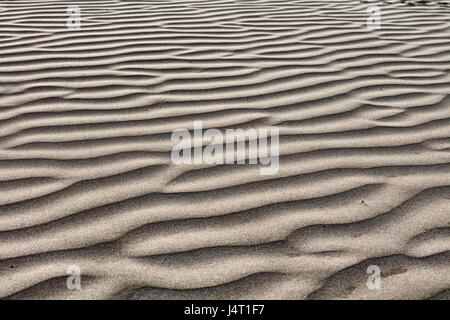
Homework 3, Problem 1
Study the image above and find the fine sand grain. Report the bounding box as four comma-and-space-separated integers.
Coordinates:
0, 0, 449, 299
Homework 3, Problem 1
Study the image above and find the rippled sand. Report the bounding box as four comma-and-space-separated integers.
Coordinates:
0, 0, 449, 299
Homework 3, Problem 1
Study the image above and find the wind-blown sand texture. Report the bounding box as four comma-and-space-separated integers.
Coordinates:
0, 0, 449, 300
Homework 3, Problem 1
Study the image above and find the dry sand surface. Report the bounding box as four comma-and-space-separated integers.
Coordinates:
0, 0, 449, 300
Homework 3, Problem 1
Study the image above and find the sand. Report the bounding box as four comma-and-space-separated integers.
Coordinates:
0, 0, 449, 300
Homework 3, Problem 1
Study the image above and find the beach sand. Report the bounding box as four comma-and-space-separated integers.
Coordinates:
0, 0, 449, 299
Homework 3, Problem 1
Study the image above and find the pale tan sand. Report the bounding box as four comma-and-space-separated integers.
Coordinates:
0, 0, 449, 300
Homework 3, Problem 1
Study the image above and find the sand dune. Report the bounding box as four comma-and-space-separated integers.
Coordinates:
0, 0, 449, 299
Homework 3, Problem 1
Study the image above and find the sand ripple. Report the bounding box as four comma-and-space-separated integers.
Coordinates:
0, 0, 449, 299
